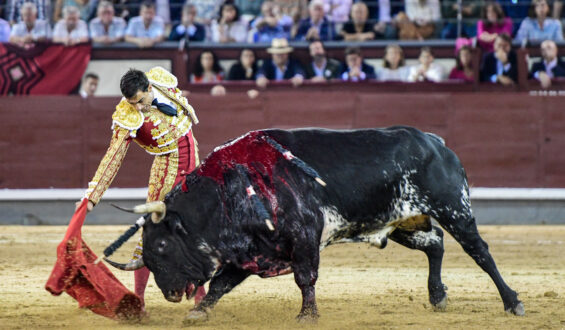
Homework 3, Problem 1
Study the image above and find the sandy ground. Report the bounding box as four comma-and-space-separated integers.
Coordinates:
0, 225, 564, 329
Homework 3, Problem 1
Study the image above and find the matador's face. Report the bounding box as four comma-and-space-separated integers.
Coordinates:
126, 84, 154, 113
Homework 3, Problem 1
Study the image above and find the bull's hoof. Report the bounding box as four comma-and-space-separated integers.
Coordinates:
183, 309, 208, 325
432, 294, 448, 312
296, 313, 319, 324
505, 301, 525, 316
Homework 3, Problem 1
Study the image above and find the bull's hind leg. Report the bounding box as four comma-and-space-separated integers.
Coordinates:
435, 214, 524, 315
389, 225, 448, 310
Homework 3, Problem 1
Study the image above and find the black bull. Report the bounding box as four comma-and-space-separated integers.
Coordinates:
129, 127, 524, 320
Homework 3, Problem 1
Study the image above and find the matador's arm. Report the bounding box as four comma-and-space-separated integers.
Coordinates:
84, 127, 132, 205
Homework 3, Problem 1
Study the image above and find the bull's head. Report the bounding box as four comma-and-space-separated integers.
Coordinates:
141, 176, 223, 303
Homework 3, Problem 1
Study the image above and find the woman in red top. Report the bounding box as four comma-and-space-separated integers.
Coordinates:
190, 50, 225, 83
449, 46, 474, 83
477, 2, 514, 52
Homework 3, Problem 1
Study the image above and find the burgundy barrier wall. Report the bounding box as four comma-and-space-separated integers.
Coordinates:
1, 91, 563, 189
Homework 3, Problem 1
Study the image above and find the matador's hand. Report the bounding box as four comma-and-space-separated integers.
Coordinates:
75, 200, 94, 213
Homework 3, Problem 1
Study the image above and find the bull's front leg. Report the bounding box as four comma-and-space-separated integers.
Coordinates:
292, 242, 320, 322
184, 265, 249, 325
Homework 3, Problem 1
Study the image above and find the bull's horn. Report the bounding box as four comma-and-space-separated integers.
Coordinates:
112, 201, 166, 223
103, 257, 145, 271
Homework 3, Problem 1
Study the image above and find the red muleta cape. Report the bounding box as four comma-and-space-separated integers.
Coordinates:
45, 199, 142, 319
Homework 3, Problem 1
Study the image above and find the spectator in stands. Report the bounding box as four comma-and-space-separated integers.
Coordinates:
480, 33, 518, 85
515, 0, 563, 43
190, 0, 225, 25
395, 0, 441, 40
321, 0, 352, 31
248, 0, 293, 42
530, 39, 565, 88
441, 0, 482, 39
341, 46, 376, 81
407, 46, 445, 82
169, 0, 185, 23
89, 1, 126, 44
53, 6, 89, 45
274, 0, 309, 26
54, 0, 97, 22
210, 2, 248, 43
340, 2, 375, 41
256, 38, 305, 88
377, 44, 409, 81
169, 4, 206, 42
228, 48, 259, 80
113, 0, 141, 21
449, 45, 475, 82
125, 1, 165, 48
9, 2, 51, 45
8, 0, 50, 24
305, 39, 342, 81
191, 50, 224, 83
294, 0, 337, 41
79, 72, 99, 98
235, 0, 263, 19
477, 2, 514, 52
372, 0, 398, 39
154, 0, 172, 27
0, 18, 10, 42
553, 0, 565, 23
499, 0, 531, 31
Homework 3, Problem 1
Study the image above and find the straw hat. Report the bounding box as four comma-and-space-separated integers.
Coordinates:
267, 38, 293, 54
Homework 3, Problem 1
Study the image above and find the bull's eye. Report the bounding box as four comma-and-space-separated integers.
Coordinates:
157, 240, 167, 254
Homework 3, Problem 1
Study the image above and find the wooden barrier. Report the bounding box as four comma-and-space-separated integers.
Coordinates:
1, 90, 563, 189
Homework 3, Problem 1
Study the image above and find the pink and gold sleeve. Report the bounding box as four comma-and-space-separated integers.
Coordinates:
84, 127, 132, 205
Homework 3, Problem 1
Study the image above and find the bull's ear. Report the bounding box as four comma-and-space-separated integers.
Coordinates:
172, 218, 189, 236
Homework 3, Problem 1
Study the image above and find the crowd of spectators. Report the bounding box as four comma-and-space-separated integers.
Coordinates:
1, 0, 564, 45
1, 0, 564, 90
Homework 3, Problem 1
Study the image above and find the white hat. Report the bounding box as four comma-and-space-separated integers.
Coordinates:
267, 38, 293, 54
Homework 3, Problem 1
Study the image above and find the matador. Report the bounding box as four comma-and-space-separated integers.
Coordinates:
79, 67, 206, 309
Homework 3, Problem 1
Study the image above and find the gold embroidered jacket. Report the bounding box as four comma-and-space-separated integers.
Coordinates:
84, 67, 199, 205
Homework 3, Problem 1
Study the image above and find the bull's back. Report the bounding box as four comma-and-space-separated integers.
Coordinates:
264, 127, 463, 221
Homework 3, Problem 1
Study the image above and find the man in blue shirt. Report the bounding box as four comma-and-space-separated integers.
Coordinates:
125, 1, 165, 48
295, 0, 336, 41
9, 2, 51, 45
89, 1, 127, 44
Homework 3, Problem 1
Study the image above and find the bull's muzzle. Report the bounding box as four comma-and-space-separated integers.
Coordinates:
112, 201, 167, 223
103, 257, 145, 271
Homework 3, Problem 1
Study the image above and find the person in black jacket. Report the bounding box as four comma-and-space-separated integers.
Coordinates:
256, 38, 305, 88
480, 33, 517, 85
530, 40, 565, 88
304, 40, 342, 81
169, 4, 205, 42
341, 46, 376, 81
227, 48, 259, 80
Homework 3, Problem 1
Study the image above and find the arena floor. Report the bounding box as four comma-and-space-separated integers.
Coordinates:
1, 225, 564, 329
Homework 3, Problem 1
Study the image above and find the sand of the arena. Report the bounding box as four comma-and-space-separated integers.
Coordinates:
0, 225, 564, 329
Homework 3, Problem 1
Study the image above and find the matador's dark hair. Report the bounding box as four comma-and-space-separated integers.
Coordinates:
120, 69, 149, 98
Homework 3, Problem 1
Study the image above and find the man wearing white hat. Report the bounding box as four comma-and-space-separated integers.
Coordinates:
256, 38, 305, 88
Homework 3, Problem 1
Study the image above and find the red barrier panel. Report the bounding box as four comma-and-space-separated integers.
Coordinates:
0, 91, 563, 188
